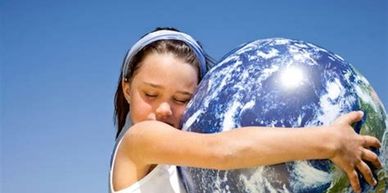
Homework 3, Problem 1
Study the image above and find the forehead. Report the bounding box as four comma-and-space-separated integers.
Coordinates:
133, 53, 199, 90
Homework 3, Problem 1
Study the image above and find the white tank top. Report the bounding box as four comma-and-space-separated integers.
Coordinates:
109, 118, 187, 193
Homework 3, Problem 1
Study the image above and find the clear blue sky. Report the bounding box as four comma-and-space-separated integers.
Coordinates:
1, 1, 387, 192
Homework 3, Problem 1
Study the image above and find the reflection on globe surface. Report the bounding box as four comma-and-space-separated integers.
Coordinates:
179, 38, 388, 193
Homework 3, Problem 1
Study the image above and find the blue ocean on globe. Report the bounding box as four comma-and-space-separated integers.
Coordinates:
179, 38, 388, 193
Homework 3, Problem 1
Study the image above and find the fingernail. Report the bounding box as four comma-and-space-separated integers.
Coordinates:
373, 179, 377, 186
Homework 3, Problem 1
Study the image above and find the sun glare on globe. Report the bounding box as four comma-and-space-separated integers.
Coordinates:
280, 66, 304, 89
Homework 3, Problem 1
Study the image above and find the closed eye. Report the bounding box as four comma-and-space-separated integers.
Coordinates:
145, 93, 158, 98
174, 98, 190, 104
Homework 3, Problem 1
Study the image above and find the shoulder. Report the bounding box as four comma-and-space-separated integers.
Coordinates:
124, 120, 174, 140
120, 120, 175, 155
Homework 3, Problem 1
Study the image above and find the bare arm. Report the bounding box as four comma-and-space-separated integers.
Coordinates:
121, 111, 381, 192
127, 121, 335, 168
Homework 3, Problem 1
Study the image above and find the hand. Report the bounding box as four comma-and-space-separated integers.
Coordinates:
329, 111, 382, 193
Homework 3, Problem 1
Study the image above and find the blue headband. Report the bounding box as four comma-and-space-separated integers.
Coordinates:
122, 30, 207, 80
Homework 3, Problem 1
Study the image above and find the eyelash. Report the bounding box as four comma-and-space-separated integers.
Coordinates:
145, 93, 158, 98
144, 92, 189, 104
174, 98, 189, 104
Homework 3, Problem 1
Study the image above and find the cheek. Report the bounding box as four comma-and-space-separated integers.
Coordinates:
130, 94, 152, 123
174, 106, 187, 121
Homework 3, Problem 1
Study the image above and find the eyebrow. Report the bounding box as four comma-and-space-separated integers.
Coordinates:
142, 81, 163, 88
142, 81, 193, 96
177, 91, 193, 96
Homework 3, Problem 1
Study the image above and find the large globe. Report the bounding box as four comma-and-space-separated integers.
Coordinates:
179, 38, 388, 193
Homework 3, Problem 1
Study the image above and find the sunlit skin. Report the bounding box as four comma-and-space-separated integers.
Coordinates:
112, 53, 382, 193
123, 52, 198, 128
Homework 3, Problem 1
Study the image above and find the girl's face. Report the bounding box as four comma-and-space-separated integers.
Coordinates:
122, 52, 199, 128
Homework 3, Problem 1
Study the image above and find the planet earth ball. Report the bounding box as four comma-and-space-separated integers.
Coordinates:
179, 38, 388, 193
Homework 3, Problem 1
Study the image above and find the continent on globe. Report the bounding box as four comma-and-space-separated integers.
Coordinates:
179, 38, 388, 193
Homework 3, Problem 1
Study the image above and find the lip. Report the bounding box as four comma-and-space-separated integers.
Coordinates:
154, 118, 175, 127
166, 122, 175, 127
152, 117, 175, 128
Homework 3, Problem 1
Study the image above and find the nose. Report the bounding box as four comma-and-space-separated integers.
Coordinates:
155, 102, 173, 121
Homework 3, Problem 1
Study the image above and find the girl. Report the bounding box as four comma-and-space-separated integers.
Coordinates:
110, 28, 382, 193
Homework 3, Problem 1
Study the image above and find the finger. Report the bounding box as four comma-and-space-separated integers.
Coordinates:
357, 161, 377, 187
347, 170, 361, 193
362, 135, 381, 148
362, 149, 382, 169
337, 111, 364, 125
